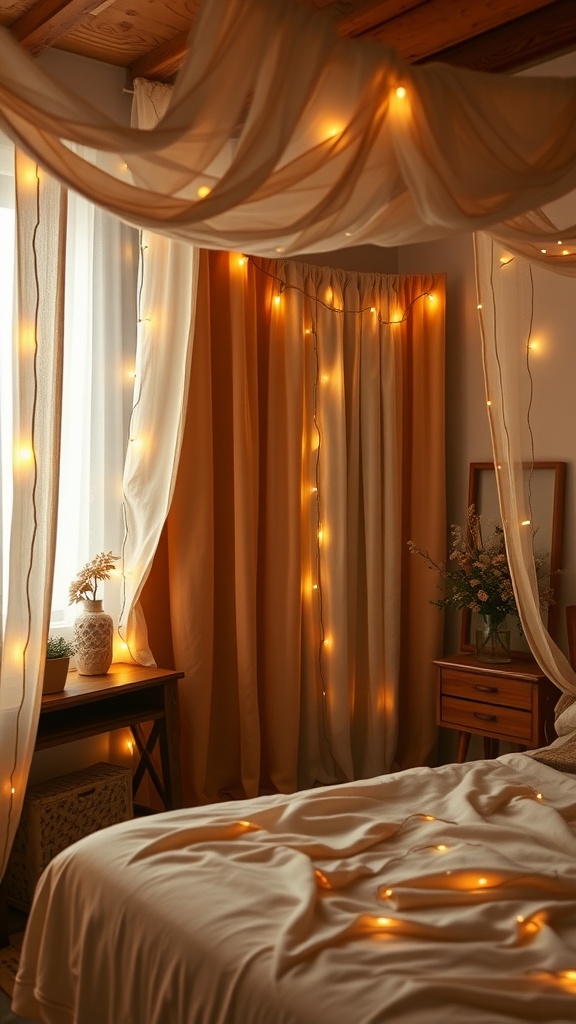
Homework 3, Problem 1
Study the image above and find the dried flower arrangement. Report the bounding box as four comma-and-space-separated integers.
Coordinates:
408, 505, 555, 627
69, 551, 119, 605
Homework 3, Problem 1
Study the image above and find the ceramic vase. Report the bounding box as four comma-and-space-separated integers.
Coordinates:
73, 599, 113, 675
475, 614, 511, 664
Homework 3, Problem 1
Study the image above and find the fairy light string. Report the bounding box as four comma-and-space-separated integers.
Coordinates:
117, 229, 149, 664
1, 163, 42, 877
167, 786, 574, 968
250, 255, 436, 785
479, 238, 539, 572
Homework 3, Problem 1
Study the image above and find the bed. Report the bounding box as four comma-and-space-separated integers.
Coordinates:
11, 741, 576, 1024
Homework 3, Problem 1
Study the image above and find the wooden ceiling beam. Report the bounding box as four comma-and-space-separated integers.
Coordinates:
423, 0, 576, 71
11, 0, 108, 57
336, 1, 424, 38
362, 0, 558, 63
124, 0, 572, 84
128, 29, 190, 83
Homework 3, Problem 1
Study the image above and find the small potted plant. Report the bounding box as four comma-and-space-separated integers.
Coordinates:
43, 636, 75, 694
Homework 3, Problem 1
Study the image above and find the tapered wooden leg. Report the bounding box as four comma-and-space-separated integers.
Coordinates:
483, 737, 499, 758
456, 731, 471, 763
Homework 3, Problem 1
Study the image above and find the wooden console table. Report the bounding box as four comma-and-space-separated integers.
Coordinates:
37, 663, 184, 811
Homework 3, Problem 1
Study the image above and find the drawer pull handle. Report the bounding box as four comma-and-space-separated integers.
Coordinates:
474, 684, 498, 693
473, 712, 497, 722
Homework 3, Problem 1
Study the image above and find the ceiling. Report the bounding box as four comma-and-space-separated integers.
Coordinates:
0, 0, 574, 84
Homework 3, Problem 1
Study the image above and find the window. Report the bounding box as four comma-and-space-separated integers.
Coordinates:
0, 133, 138, 632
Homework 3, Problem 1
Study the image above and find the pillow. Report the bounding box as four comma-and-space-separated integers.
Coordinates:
528, 733, 576, 774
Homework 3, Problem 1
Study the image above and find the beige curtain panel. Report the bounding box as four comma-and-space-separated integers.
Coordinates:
142, 252, 445, 802
0, 0, 575, 257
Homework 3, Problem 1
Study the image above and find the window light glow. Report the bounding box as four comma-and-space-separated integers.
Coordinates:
395, 86, 407, 99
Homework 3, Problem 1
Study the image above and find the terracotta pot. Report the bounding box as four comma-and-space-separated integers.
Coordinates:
43, 656, 70, 694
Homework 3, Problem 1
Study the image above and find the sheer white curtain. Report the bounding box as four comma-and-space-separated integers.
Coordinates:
120, 79, 198, 663
51, 151, 138, 640
475, 230, 576, 734
0, 145, 138, 879
0, 153, 66, 878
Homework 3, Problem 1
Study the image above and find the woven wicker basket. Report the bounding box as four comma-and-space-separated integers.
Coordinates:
5, 761, 133, 910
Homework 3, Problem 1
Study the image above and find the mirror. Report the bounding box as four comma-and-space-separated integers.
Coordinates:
460, 461, 566, 657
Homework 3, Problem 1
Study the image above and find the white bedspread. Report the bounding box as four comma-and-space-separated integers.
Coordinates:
11, 753, 576, 1023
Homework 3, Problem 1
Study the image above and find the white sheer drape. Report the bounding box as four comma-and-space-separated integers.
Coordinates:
0, 154, 66, 878
0, 149, 138, 879
475, 232, 576, 732
120, 79, 198, 664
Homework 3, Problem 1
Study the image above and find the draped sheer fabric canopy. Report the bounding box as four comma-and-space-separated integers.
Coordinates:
0, 0, 576, 258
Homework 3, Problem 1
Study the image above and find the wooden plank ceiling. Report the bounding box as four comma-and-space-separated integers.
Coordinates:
0, 0, 574, 83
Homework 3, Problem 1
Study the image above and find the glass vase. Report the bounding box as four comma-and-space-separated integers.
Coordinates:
475, 615, 511, 664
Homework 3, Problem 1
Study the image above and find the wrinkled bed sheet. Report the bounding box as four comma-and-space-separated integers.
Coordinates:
11, 753, 576, 1023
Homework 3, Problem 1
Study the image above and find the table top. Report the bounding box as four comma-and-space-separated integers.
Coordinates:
433, 651, 548, 682
41, 663, 184, 711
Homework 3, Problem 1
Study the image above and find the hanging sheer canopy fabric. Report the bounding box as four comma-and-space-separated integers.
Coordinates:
0, 0, 576, 256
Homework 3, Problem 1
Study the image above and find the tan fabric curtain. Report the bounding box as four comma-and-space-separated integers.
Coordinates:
144, 252, 445, 803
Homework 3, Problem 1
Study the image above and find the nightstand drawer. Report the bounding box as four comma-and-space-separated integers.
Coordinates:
440, 696, 533, 740
440, 668, 533, 710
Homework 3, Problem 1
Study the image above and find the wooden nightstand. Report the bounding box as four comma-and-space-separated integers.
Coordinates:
434, 653, 558, 763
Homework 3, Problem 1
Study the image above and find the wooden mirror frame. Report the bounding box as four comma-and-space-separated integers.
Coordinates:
460, 461, 566, 657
